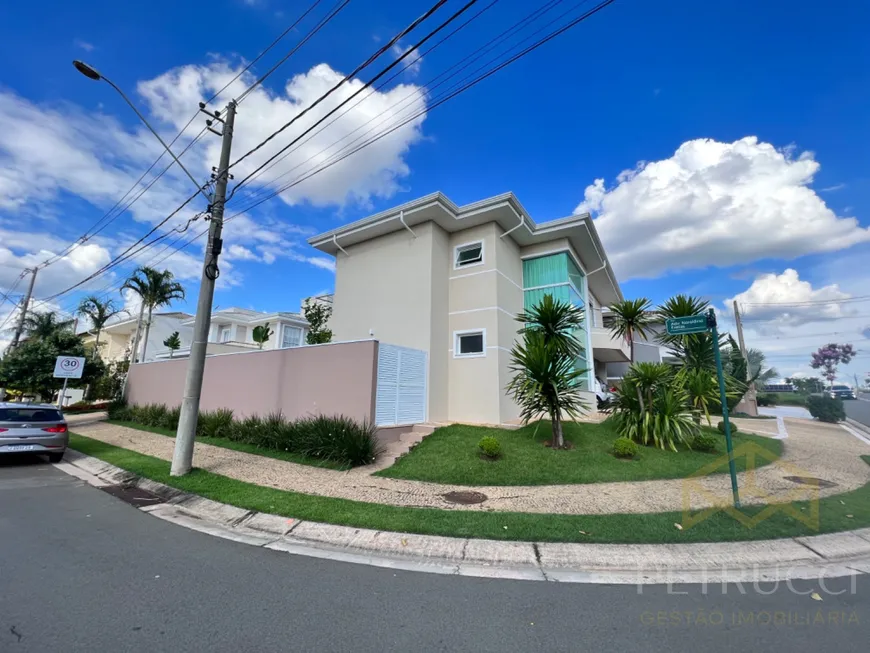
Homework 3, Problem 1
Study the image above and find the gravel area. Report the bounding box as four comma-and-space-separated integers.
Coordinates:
72, 418, 870, 515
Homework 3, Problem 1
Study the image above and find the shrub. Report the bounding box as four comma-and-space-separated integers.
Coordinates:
756, 394, 774, 407
717, 421, 739, 434
160, 406, 182, 431
129, 403, 169, 427
612, 437, 638, 459
197, 408, 235, 439
806, 395, 845, 423
106, 399, 132, 421
478, 436, 502, 459
64, 401, 111, 414
610, 375, 699, 451
692, 432, 718, 453
294, 415, 381, 466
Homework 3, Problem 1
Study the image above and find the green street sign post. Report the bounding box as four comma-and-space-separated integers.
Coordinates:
665, 314, 709, 336
668, 310, 741, 509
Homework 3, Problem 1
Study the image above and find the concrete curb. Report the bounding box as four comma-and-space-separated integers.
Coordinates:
57, 449, 870, 585
844, 418, 870, 445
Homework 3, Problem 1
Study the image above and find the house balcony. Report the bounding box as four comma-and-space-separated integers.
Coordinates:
590, 327, 630, 362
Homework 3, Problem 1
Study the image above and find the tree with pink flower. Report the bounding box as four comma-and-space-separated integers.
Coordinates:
809, 343, 856, 387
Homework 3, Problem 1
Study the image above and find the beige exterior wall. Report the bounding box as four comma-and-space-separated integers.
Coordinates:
428, 225, 450, 422
126, 341, 379, 422
83, 331, 133, 363
332, 223, 438, 350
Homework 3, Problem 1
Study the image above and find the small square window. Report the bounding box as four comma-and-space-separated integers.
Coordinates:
455, 241, 483, 268
455, 330, 485, 357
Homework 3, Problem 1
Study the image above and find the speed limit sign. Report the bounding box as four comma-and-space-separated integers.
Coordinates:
53, 356, 86, 379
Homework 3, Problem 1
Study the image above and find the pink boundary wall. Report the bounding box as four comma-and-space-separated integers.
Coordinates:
126, 340, 379, 423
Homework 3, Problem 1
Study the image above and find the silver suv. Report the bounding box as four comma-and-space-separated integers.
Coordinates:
0, 403, 68, 463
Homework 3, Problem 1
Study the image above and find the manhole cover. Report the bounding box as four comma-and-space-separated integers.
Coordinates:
100, 484, 163, 507
442, 491, 488, 505
783, 475, 838, 489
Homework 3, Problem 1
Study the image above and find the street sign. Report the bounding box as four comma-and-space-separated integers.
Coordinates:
665, 314, 709, 336
53, 356, 86, 379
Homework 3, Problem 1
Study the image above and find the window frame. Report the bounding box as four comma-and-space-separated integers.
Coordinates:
453, 240, 485, 270
453, 328, 487, 359
219, 326, 231, 343
281, 324, 304, 349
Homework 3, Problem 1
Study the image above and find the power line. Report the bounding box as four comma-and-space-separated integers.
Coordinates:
230, 0, 513, 202
228, 0, 614, 217
742, 313, 870, 323
742, 295, 870, 308
236, 0, 349, 104
32, 0, 330, 275
227, 0, 453, 175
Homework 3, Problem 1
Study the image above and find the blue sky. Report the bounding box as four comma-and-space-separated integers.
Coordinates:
0, 0, 868, 380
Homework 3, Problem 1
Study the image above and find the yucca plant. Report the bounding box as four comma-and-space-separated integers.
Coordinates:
506, 330, 588, 448
610, 362, 698, 451
197, 408, 234, 439
607, 298, 654, 362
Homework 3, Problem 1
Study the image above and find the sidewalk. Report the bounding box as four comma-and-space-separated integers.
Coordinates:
71, 417, 870, 515
58, 448, 870, 584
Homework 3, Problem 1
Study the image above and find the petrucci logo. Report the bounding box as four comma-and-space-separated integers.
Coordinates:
681, 441, 821, 530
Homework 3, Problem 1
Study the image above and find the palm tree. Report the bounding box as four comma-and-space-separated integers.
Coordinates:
607, 298, 654, 362
656, 294, 724, 371
77, 296, 123, 359
122, 267, 185, 362
506, 294, 588, 448
24, 312, 74, 339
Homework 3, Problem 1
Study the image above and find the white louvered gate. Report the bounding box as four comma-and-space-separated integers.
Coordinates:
375, 344, 427, 426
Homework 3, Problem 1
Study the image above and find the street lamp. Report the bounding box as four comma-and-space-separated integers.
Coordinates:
72, 60, 209, 201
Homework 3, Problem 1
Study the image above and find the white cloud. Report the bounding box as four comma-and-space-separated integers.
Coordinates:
0, 55, 427, 308
74, 39, 95, 52
726, 268, 854, 329
225, 244, 260, 261
718, 268, 870, 379
391, 41, 423, 77
137, 61, 427, 208
576, 137, 870, 280
819, 183, 845, 192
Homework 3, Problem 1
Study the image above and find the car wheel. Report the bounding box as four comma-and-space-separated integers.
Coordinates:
47, 451, 64, 463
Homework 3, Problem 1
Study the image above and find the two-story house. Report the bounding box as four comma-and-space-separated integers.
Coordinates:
153, 307, 309, 359
82, 311, 193, 363
308, 191, 630, 426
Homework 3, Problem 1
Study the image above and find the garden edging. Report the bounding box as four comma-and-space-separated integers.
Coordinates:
57, 448, 870, 585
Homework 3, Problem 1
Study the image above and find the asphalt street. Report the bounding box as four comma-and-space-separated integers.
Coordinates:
845, 393, 870, 428
1, 456, 869, 652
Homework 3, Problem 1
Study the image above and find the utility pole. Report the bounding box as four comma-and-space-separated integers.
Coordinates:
732, 300, 758, 416
171, 101, 236, 476
9, 267, 38, 349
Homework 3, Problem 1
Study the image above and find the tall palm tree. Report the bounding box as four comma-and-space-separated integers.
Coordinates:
607, 298, 654, 362
23, 312, 74, 339
122, 267, 185, 362
656, 294, 724, 371
77, 296, 123, 359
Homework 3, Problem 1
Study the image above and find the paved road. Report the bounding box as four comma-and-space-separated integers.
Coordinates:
1, 457, 869, 652
845, 393, 870, 428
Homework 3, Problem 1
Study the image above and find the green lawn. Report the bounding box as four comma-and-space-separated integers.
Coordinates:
376, 420, 784, 486
68, 432, 870, 544
107, 420, 348, 471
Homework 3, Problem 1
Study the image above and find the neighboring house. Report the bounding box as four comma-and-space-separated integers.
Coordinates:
308, 191, 627, 426
601, 313, 668, 384
82, 312, 193, 364
154, 307, 309, 359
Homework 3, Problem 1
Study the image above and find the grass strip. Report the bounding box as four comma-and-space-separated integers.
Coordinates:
69, 432, 869, 545
107, 420, 348, 471
377, 421, 783, 486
